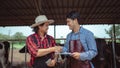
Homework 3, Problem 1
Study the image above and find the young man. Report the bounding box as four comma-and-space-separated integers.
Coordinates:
62, 11, 98, 68
26, 15, 61, 68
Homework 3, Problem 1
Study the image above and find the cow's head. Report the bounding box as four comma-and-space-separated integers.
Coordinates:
0, 42, 3, 49
0, 42, 5, 58
0, 41, 10, 68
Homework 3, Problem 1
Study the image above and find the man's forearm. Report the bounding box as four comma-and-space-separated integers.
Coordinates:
36, 47, 55, 57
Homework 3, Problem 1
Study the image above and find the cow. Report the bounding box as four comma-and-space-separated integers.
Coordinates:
0, 41, 10, 68
92, 38, 109, 68
19, 45, 29, 53
92, 39, 120, 68
107, 42, 120, 68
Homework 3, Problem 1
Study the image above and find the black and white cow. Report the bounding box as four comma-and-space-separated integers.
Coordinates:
0, 41, 10, 68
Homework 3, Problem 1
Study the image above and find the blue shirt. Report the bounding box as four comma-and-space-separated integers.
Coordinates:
62, 27, 98, 68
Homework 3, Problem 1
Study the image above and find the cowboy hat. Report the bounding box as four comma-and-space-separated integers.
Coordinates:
31, 15, 54, 28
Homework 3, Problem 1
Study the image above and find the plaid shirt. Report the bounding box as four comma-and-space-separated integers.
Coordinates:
26, 33, 56, 66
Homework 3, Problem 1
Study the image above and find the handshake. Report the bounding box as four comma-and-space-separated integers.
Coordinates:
46, 46, 63, 67
54, 46, 63, 53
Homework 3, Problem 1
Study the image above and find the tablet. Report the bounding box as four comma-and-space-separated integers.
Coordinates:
55, 52, 72, 56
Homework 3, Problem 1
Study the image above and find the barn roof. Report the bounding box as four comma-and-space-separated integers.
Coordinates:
0, 0, 120, 26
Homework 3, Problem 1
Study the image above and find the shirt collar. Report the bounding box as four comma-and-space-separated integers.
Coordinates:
35, 33, 47, 39
79, 26, 84, 33
71, 26, 83, 34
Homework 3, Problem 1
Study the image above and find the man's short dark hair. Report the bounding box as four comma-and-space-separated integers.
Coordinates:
66, 11, 80, 24
32, 23, 45, 33
32, 26, 39, 33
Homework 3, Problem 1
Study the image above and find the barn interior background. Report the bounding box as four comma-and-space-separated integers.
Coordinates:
0, 0, 120, 68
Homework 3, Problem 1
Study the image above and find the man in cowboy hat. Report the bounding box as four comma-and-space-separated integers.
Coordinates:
26, 15, 62, 68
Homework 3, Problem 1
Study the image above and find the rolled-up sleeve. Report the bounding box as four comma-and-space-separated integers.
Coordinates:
80, 32, 98, 61
26, 36, 38, 57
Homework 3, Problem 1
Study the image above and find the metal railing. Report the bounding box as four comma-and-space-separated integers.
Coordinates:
0, 38, 120, 68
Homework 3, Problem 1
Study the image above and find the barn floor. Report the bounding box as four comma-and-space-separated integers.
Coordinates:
0, 49, 31, 68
